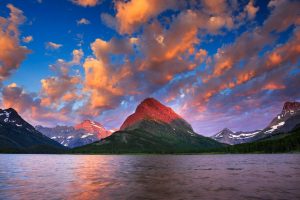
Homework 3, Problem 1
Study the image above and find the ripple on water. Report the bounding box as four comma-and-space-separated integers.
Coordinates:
0, 154, 300, 200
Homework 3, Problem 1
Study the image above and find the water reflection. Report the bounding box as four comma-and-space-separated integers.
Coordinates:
0, 154, 300, 199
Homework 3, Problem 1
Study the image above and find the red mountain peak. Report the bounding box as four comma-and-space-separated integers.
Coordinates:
75, 120, 112, 139
282, 102, 300, 113
120, 98, 182, 130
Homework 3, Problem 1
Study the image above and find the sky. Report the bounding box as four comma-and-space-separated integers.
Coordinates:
0, 0, 299, 136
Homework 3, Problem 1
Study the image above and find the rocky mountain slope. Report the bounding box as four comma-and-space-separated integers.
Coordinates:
260, 102, 300, 135
0, 108, 65, 153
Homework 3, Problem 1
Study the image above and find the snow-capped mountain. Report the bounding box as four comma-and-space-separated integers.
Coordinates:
212, 101, 300, 145
211, 128, 261, 145
0, 108, 64, 152
36, 120, 112, 148
0, 108, 36, 131
75, 120, 112, 139
262, 102, 300, 135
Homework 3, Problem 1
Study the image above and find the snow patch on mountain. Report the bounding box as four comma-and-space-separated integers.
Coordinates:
264, 122, 285, 134
81, 133, 94, 138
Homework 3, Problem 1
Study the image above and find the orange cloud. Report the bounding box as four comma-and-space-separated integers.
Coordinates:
262, 82, 285, 90
22, 36, 33, 43
2, 83, 37, 113
46, 42, 62, 50
83, 58, 122, 95
207, 16, 234, 32
195, 49, 208, 63
71, 0, 99, 7
236, 70, 255, 85
0, 4, 30, 83
213, 59, 233, 77
267, 52, 282, 67
164, 28, 198, 61
82, 57, 134, 112
41, 76, 81, 106
202, 0, 227, 14
40, 49, 83, 107
1, 83, 75, 126
245, 0, 259, 19
91, 38, 133, 63
115, 0, 177, 34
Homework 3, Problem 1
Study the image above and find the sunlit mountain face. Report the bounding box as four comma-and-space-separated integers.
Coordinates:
0, 0, 299, 136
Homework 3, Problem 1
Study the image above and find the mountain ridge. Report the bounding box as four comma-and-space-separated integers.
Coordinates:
73, 98, 224, 153
0, 108, 65, 153
211, 101, 300, 145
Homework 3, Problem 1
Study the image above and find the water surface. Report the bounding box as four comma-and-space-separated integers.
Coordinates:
0, 154, 300, 200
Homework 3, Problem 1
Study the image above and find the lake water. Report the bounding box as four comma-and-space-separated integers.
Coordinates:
0, 154, 300, 200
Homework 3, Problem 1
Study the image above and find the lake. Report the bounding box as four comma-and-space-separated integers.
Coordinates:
0, 154, 300, 200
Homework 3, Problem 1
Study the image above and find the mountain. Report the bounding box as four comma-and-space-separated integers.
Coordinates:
73, 98, 224, 153
36, 120, 112, 148
211, 101, 300, 145
0, 108, 65, 153
215, 127, 300, 153
75, 120, 112, 139
260, 102, 300, 135
211, 128, 261, 145
120, 98, 192, 131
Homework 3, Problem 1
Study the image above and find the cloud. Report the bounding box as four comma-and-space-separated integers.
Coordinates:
80, 57, 135, 116
22, 36, 33, 43
91, 37, 133, 62
70, 49, 84, 65
78, 1, 246, 118
101, 13, 117, 30
2, 83, 41, 114
72, 37, 142, 117
262, 82, 285, 90
0, 4, 30, 84
77, 18, 90, 25
135, 7, 235, 90
203, 0, 299, 83
41, 49, 83, 107
41, 76, 81, 107
46, 42, 62, 50
1, 83, 75, 126
157, 1, 300, 134
263, 0, 300, 33
114, 0, 178, 34
244, 0, 259, 19
201, 0, 227, 14
71, 0, 99, 7
74, 36, 141, 117
199, 25, 300, 105
1, 49, 86, 126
